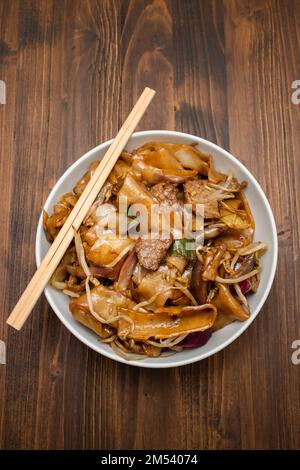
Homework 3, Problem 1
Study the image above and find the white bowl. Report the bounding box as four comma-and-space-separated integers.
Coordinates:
35, 131, 278, 368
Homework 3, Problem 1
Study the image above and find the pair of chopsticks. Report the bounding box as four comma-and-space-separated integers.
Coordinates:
7, 87, 156, 330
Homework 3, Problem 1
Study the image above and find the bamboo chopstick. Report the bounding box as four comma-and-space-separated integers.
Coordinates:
7, 87, 156, 330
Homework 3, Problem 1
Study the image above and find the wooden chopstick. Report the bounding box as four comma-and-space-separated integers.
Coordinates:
7, 87, 156, 330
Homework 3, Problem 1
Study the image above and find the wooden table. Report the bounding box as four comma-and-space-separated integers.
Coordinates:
0, 0, 299, 450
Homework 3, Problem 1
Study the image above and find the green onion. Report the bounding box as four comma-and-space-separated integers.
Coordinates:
127, 205, 136, 218
169, 239, 196, 261
176, 191, 185, 201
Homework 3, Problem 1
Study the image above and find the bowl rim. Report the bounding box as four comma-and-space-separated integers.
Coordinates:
35, 130, 278, 368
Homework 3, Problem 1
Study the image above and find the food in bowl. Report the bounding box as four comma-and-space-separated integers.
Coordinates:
43, 141, 267, 360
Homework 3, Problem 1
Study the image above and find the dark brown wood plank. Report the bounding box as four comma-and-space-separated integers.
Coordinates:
0, 0, 299, 450
171, 0, 231, 450
224, 0, 300, 450
0, 0, 122, 450
0, 0, 19, 444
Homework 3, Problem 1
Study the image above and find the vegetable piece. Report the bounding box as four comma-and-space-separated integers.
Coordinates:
127, 205, 135, 218
239, 279, 252, 295
73, 228, 94, 281
176, 191, 185, 201
180, 329, 212, 348
116, 251, 138, 291
233, 255, 255, 277
147, 334, 188, 348
169, 239, 196, 261
220, 211, 249, 230
67, 264, 121, 281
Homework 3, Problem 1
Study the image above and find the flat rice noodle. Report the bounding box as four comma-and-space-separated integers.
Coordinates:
224, 177, 247, 193
84, 225, 134, 266
134, 266, 177, 309
212, 311, 233, 331
117, 174, 155, 208
158, 167, 198, 180
136, 142, 219, 179
138, 141, 184, 154
173, 147, 210, 173
51, 248, 78, 286
74, 161, 99, 196
154, 304, 214, 316
134, 144, 197, 178
43, 193, 76, 240
239, 190, 255, 229
215, 229, 253, 251
190, 260, 208, 304
170, 145, 224, 182
120, 151, 133, 164
117, 304, 217, 340
131, 155, 197, 184
202, 244, 226, 281
212, 283, 249, 321
207, 156, 226, 183
70, 285, 136, 325
108, 160, 132, 187
71, 306, 112, 339
142, 148, 184, 171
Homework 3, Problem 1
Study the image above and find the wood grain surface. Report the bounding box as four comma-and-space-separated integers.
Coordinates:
0, 0, 299, 450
